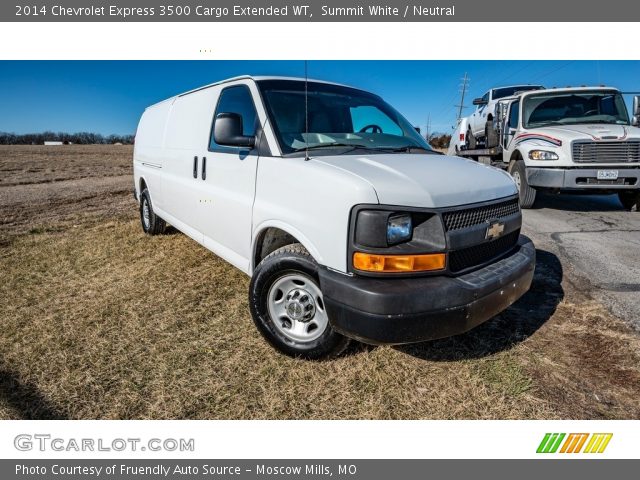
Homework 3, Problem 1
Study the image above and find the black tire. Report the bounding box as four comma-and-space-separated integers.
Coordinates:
485, 122, 498, 148
618, 191, 640, 211
249, 243, 350, 360
508, 159, 537, 208
466, 127, 477, 150
139, 188, 166, 235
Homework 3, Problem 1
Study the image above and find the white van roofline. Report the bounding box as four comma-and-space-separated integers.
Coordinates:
145, 75, 358, 110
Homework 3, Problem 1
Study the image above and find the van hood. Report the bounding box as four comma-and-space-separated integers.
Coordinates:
312, 153, 517, 208
527, 124, 636, 142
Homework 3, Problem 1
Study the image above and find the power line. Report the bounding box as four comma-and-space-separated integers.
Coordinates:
489, 61, 537, 89
531, 61, 576, 82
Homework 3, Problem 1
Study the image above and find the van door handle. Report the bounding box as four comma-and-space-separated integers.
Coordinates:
201, 157, 207, 180
193, 156, 198, 178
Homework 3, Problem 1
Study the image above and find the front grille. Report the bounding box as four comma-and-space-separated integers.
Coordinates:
572, 141, 640, 163
442, 198, 519, 231
449, 230, 520, 273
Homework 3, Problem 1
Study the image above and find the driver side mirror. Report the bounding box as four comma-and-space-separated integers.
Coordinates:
213, 112, 255, 148
633, 96, 640, 127
473, 97, 487, 106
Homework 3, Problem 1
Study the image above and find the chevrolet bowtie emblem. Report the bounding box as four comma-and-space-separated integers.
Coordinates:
486, 221, 505, 240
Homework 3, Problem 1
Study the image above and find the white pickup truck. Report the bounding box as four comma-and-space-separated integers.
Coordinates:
134, 76, 535, 359
450, 86, 640, 209
466, 85, 543, 148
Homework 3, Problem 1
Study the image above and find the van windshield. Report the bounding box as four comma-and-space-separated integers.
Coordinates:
523, 90, 630, 128
257, 79, 433, 155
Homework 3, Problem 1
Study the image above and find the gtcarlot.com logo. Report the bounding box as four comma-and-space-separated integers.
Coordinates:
536, 433, 612, 454
14, 434, 195, 452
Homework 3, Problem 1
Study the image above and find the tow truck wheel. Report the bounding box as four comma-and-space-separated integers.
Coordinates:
508, 160, 537, 209
618, 191, 640, 211
466, 127, 477, 150
485, 122, 498, 148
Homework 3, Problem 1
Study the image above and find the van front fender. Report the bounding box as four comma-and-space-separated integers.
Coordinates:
251, 220, 324, 275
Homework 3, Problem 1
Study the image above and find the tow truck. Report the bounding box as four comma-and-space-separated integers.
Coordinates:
448, 86, 640, 209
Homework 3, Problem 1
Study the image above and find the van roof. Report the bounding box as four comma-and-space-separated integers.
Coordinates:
145, 76, 356, 109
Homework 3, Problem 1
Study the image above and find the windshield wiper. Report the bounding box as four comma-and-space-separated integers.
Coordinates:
290, 143, 441, 155
291, 143, 370, 153
379, 145, 443, 154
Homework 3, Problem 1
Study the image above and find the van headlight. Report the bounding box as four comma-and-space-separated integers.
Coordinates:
529, 150, 559, 160
351, 207, 447, 275
354, 211, 413, 247
387, 214, 412, 244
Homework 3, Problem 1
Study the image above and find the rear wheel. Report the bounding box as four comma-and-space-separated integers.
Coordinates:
466, 127, 477, 149
249, 243, 350, 359
508, 160, 537, 208
618, 191, 640, 211
139, 188, 166, 235
485, 122, 498, 148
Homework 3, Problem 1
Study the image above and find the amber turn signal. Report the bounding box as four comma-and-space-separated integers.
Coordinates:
353, 252, 446, 273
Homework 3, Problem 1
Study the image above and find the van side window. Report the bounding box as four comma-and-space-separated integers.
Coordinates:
210, 85, 258, 150
508, 101, 520, 129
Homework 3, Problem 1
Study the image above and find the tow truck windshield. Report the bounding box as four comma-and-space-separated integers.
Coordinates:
523, 90, 630, 128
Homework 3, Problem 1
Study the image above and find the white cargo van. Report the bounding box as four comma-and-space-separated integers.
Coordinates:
134, 76, 536, 359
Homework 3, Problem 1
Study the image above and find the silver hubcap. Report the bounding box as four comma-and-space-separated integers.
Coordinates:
267, 273, 328, 343
512, 171, 522, 191
142, 199, 151, 229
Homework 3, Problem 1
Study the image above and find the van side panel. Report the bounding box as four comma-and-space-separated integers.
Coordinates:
159, 88, 218, 238
133, 99, 173, 210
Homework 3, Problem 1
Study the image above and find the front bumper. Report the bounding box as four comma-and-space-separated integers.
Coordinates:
318, 236, 536, 345
527, 167, 640, 189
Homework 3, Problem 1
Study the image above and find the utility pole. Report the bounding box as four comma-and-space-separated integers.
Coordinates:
455, 72, 470, 121
425, 113, 431, 141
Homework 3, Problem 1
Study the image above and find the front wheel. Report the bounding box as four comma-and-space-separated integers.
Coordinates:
508, 160, 537, 208
618, 191, 640, 211
249, 243, 350, 359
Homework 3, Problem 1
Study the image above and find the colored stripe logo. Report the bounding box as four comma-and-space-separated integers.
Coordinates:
537, 433, 612, 453
514, 133, 563, 147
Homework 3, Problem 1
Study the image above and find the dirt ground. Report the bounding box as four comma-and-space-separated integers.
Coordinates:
1, 145, 639, 419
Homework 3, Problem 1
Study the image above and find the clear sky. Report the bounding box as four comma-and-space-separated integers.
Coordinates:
1, 60, 639, 135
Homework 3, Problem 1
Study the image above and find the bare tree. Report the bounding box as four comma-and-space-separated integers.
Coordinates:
0, 132, 134, 145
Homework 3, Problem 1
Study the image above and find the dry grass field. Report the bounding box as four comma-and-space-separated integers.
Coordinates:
1, 145, 639, 419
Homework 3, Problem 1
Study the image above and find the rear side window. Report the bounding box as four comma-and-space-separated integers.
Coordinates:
210, 85, 258, 150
